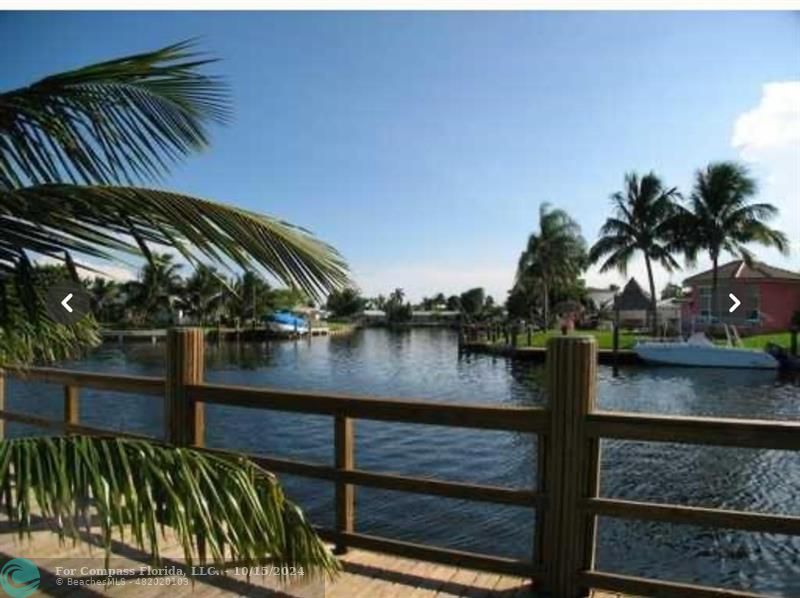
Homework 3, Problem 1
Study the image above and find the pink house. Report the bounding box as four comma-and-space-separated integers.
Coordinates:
682, 260, 800, 333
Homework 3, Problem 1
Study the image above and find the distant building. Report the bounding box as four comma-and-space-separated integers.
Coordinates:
682, 260, 800, 333
612, 278, 689, 332
586, 287, 617, 311
614, 278, 651, 329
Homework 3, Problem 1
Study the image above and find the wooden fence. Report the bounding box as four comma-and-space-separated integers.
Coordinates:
1, 329, 799, 598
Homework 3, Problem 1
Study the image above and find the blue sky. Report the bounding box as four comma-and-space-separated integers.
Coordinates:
2, 11, 799, 301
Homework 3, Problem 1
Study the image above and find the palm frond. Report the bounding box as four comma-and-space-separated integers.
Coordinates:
0, 40, 228, 188
688, 161, 787, 260
0, 436, 340, 577
0, 263, 100, 364
1, 185, 349, 300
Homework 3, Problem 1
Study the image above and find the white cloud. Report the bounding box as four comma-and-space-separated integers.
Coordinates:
733, 82, 800, 156
732, 81, 800, 255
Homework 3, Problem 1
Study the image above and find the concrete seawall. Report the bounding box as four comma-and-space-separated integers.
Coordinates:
459, 341, 643, 365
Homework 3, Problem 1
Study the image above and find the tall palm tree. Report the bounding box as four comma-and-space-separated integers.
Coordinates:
0, 41, 346, 575
515, 203, 587, 329
0, 41, 348, 363
588, 172, 681, 335
681, 162, 788, 322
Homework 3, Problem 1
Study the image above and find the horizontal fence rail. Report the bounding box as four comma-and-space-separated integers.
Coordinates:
1, 328, 799, 598
587, 410, 800, 451
2, 366, 164, 396
189, 383, 548, 432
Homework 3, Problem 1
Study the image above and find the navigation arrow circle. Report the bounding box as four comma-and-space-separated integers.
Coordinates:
45, 281, 91, 326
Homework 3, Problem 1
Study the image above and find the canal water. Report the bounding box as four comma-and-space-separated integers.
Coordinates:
7, 328, 800, 595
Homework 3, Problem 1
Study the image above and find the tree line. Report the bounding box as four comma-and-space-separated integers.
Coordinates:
85, 254, 309, 328
325, 286, 505, 322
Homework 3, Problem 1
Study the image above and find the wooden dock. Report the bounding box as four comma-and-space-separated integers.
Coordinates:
0, 515, 627, 597
100, 326, 335, 344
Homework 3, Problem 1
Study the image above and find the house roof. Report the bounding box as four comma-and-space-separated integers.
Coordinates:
683, 260, 800, 285
614, 278, 651, 311
586, 288, 617, 308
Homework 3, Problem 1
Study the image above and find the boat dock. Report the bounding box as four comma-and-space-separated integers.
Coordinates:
101, 326, 337, 344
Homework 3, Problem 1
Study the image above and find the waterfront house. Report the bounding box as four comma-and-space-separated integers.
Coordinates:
682, 260, 800, 333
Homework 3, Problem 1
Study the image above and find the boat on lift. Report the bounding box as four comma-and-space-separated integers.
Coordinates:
263, 310, 309, 335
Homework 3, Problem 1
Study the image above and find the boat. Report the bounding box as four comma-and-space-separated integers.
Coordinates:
263, 310, 309, 335
633, 331, 779, 369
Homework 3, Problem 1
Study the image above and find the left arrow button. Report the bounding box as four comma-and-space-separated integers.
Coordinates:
46, 281, 91, 325
61, 293, 74, 313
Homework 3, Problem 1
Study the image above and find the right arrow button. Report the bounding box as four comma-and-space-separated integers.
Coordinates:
728, 293, 741, 313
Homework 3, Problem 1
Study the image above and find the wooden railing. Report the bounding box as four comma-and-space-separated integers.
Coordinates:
1, 329, 799, 598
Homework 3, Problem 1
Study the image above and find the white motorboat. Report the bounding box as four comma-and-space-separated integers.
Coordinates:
634, 332, 779, 370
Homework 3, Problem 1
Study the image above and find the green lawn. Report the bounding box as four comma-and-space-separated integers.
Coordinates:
326, 321, 353, 332
735, 331, 791, 349
497, 329, 794, 351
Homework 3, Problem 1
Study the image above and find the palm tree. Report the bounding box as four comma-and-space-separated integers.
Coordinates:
681, 162, 788, 323
515, 204, 587, 329
125, 254, 184, 324
588, 173, 681, 335
0, 41, 348, 363
228, 270, 272, 326
389, 288, 405, 305
184, 263, 229, 325
86, 277, 120, 322
0, 41, 347, 574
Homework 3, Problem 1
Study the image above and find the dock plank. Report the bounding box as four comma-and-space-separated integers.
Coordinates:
0, 512, 635, 597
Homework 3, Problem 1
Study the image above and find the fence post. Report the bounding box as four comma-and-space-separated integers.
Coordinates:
543, 336, 600, 597
0, 369, 4, 440
64, 385, 79, 432
165, 328, 205, 447
334, 413, 355, 554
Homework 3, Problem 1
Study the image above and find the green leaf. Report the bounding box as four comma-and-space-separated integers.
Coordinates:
0, 436, 340, 578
